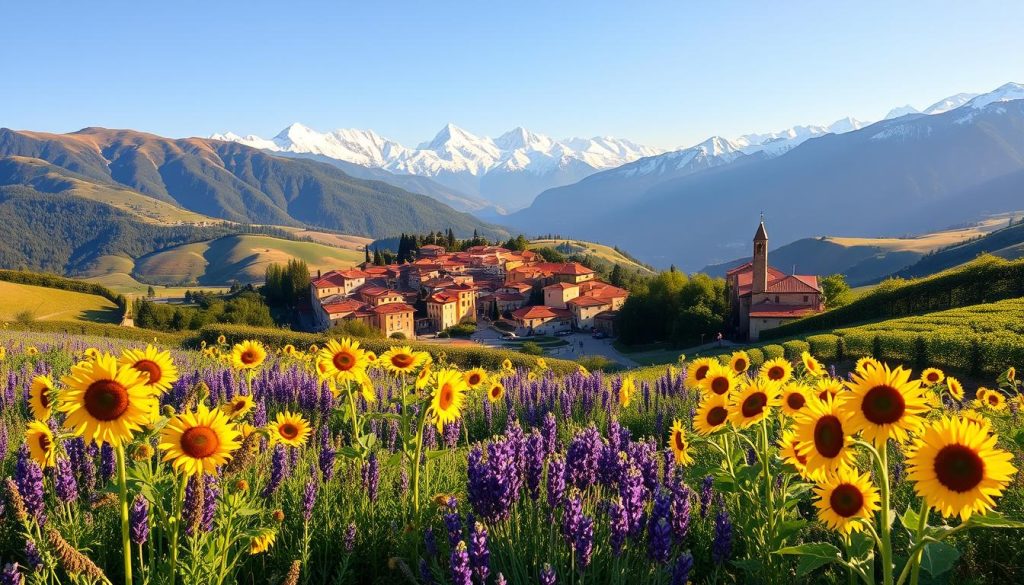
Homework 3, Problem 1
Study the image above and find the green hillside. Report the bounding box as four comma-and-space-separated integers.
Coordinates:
133, 235, 364, 285
528, 238, 655, 274
891, 218, 1024, 280
0, 280, 120, 323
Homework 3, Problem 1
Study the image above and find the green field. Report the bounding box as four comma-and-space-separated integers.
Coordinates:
528, 238, 654, 273
124, 235, 364, 286
0, 280, 120, 323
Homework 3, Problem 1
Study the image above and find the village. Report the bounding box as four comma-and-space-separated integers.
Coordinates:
308, 242, 630, 341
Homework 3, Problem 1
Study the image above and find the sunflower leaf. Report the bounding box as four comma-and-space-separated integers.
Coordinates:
963, 511, 1024, 529
919, 541, 960, 577
774, 542, 843, 576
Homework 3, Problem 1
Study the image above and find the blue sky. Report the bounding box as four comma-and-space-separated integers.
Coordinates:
3, 0, 1023, 149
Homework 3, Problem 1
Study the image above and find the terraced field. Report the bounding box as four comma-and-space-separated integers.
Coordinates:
0, 280, 120, 323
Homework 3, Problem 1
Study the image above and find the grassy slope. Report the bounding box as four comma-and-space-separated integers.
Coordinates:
133, 235, 364, 286
0, 281, 120, 323
528, 239, 654, 273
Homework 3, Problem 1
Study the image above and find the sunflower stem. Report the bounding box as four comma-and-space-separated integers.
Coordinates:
345, 380, 362, 450
907, 498, 930, 585
116, 445, 133, 585
877, 443, 893, 585
411, 408, 429, 515
760, 418, 776, 573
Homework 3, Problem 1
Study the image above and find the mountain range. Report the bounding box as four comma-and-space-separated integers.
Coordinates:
213, 123, 665, 212
0, 127, 507, 240
504, 82, 1024, 270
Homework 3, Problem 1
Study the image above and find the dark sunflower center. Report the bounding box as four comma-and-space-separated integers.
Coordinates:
787, 393, 806, 410
710, 376, 729, 395
927, 373, 939, 382
830, 484, 865, 517
40, 388, 50, 409
279, 423, 300, 440
133, 360, 162, 384
862, 385, 906, 425
181, 426, 220, 458
741, 392, 768, 417
391, 353, 414, 368
987, 394, 1000, 406
768, 366, 785, 381
814, 415, 844, 458
233, 399, 248, 413
734, 359, 747, 372
933, 444, 984, 493
490, 386, 502, 399
468, 373, 481, 385
83, 380, 130, 421
707, 406, 728, 426
241, 350, 259, 365
38, 433, 52, 452
333, 351, 354, 371
673, 431, 686, 451
439, 384, 454, 410
790, 441, 808, 465
694, 365, 709, 381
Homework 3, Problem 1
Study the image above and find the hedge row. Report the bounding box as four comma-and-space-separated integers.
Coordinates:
2, 320, 187, 345
761, 255, 1024, 339
196, 324, 580, 374
0, 270, 127, 309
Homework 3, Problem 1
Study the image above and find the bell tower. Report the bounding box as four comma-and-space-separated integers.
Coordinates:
752, 217, 768, 294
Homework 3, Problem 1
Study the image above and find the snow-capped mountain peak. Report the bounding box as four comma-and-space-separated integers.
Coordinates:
884, 105, 920, 120
923, 92, 980, 115
966, 82, 1024, 110
494, 126, 555, 151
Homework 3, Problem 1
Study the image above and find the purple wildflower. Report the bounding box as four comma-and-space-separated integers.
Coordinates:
608, 498, 629, 556
561, 493, 583, 543
443, 420, 461, 449
0, 423, 7, 461
546, 457, 566, 509
619, 464, 647, 537
450, 541, 472, 585
466, 440, 519, 523
469, 522, 491, 583
419, 558, 434, 585
424, 527, 438, 558
0, 563, 23, 585
263, 444, 287, 498
54, 458, 78, 503
444, 498, 463, 547
648, 491, 672, 564
542, 412, 557, 455
540, 563, 556, 585
202, 476, 218, 532
712, 501, 733, 565
526, 430, 545, 501
699, 475, 714, 518
566, 426, 602, 489
343, 522, 357, 552
670, 552, 694, 585
318, 429, 337, 481
576, 516, 594, 570
361, 453, 380, 503
100, 444, 116, 483
496, 573, 507, 585
670, 482, 692, 542
130, 495, 149, 545
302, 477, 318, 523
14, 446, 45, 525
23, 540, 43, 573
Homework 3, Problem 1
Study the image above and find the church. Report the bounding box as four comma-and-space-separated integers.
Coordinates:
726, 221, 824, 340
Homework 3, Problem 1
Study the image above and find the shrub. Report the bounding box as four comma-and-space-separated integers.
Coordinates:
445, 322, 477, 338
519, 341, 544, 356
14, 310, 36, 324
806, 334, 840, 361
389, 332, 407, 340
781, 340, 810, 361
761, 344, 785, 360
745, 348, 765, 369
576, 354, 621, 373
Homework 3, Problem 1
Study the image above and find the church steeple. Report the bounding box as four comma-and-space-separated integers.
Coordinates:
752, 219, 768, 294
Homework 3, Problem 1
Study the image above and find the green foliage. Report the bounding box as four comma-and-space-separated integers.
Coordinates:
518, 341, 545, 356
617, 270, 728, 347
819, 273, 852, 309
445, 322, 477, 338
576, 354, 622, 373
133, 291, 273, 332
762, 344, 785, 360
781, 340, 810, 361
262, 259, 311, 308
763, 256, 1024, 340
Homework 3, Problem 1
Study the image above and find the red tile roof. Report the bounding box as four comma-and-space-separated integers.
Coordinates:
428, 292, 458, 304
765, 275, 820, 294
371, 303, 414, 315
544, 282, 579, 290
567, 296, 612, 308
511, 305, 571, 320
321, 298, 366, 315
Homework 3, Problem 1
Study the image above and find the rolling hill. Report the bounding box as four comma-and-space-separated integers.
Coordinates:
0, 127, 509, 240
890, 218, 1024, 280
527, 239, 655, 274
0, 280, 120, 323
701, 215, 1014, 285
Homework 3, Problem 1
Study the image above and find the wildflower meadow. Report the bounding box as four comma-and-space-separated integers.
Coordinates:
0, 332, 1022, 584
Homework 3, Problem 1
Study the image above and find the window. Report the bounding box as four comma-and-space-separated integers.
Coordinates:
774, 296, 779, 303
803, 295, 809, 302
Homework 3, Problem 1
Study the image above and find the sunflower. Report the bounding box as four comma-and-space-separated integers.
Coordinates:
813, 468, 880, 535
59, 353, 157, 447
920, 368, 944, 387
536, 358, 548, 370
250, 529, 277, 555
159, 404, 241, 476
959, 409, 993, 434
231, 340, 267, 371
282, 344, 296, 356
316, 338, 368, 384
780, 383, 811, 417
0, 346, 5, 360
842, 364, 929, 446
501, 358, 513, 372
618, 377, 637, 407
729, 378, 780, 429
268, 411, 311, 447
668, 420, 694, 465
945, 377, 965, 401
760, 357, 793, 384
527, 371, 538, 382
686, 358, 717, 389
356, 371, 376, 403
25, 420, 57, 468
1007, 366, 1017, 382
981, 389, 1006, 411
365, 351, 377, 365
794, 395, 856, 477
699, 362, 737, 396
463, 368, 488, 390
487, 382, 505, 402
430, 368, 468, 432
778, 429, 817, 480
854, 356, 881, 375
907, 415, 1017, 520
380, 346, 423, 374
221, 394, 255, 419
415, 366, 432, 391
814, 377, 845, 403
728, 351, 751, 375
216, 334, 227, 345
120, 345, 180, 395
84, 347, 100, 361
25, 346, 39, 356
801, 352, 825, 377
29, 375, 55, 421
693, 392, 730, 436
